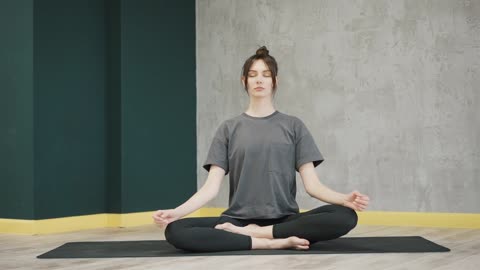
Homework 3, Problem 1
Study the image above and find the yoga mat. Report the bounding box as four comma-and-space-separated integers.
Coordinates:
37, 236, 449, 258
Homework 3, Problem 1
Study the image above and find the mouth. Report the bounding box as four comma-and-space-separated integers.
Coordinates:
254, 87, 264, 91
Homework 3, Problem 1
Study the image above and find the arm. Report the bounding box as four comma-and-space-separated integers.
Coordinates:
299, 162, 348, 206
174, 165, 225, 217
299, 162, 370, 211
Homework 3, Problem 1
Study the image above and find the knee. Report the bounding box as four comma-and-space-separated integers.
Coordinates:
340, 206, 358, 232
327, 205, 358, 236
164, 221, 183, 248
346, 207, 358, 230
164, 222, 174, 242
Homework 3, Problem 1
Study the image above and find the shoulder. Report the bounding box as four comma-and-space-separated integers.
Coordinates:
221, 114, 242, 129
214, 114, 242, 137
277, 111, 304, 129
277, 112, 312, 141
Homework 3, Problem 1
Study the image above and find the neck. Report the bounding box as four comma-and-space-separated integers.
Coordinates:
245, 97, 276, 117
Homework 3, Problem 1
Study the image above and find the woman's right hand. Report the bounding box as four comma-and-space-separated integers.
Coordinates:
152, 209, 181, 228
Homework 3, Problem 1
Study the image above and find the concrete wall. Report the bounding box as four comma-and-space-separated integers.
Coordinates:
196, 0, 480, 213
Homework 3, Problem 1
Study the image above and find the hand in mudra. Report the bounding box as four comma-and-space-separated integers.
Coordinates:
343, 190, 370, 211
152, 209, 181, 228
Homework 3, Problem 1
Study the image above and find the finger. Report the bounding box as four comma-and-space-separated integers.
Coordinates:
354, 197, 364, 203
356, 204, 367, 210
153, 216, 166, 223
357, 203, 366, 210
353, 203, 364, 211
355, 198, 369, 204
354, 201, 367, 208
152, 213, 163, 219
354, 199, 367, 205
155, 222, 167, 226
359, 200, 369, 207
356, 200, 368, 206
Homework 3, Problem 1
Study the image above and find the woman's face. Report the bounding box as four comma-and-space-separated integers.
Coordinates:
243, 60, 275, 98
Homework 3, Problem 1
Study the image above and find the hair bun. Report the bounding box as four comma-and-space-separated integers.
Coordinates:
256, 46, 269, 56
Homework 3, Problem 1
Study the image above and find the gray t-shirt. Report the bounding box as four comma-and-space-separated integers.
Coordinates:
202, 110, 324, 219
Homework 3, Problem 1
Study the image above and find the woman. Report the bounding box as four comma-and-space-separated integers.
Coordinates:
152, 46, 370, 252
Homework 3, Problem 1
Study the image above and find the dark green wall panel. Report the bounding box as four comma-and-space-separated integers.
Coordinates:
0, 0, 35, 219
0, 0, 196, 220
105, 0, 122, 213
120, 0, 197, 213
34, 0, 107, 219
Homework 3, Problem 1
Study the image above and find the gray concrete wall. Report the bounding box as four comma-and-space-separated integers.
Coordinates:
196, 0, 480, 213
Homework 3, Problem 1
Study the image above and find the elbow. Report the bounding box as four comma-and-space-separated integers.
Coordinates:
305, 187, 319, 199
211, 189, 219, 199
199, 185, 219, 201
207, 187, 219, 200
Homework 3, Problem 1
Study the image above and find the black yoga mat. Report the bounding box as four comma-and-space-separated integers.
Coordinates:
37, 236, 449, 258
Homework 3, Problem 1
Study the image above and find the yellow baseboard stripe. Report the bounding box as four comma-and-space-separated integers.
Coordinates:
1, 209, 479, 235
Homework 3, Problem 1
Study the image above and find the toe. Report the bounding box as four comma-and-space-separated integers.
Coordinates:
297, 245, 309, 250
223, 222, 233, 229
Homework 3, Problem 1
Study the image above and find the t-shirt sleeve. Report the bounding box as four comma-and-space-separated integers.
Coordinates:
294, 118, 324, 172
202, 121, 229, 175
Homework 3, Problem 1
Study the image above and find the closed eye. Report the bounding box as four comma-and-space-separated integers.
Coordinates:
248, 71, 272, 77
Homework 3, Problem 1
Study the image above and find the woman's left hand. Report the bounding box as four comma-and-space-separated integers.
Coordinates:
343, 190, 370, 211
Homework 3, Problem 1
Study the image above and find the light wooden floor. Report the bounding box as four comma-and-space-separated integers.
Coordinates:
1, 224, 479, 270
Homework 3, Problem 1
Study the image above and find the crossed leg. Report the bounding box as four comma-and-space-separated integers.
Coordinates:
165, 215, 310, 251
165, 204, 357, 252
215, 204, 358, 249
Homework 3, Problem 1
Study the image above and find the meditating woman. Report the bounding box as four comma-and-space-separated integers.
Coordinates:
153, 46, 370, 252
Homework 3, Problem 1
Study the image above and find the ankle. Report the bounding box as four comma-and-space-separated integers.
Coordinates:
252, 225, 274, 239
251, 237, 272, 250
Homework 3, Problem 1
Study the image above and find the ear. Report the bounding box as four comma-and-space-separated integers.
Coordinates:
241, 76, 246, 88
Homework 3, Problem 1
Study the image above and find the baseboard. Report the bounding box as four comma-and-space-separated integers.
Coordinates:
1, 208, 479, 235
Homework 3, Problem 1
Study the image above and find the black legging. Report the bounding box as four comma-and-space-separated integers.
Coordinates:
164, 204, 358, 252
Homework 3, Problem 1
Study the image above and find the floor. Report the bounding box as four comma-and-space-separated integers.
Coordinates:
1, 224, 479, 270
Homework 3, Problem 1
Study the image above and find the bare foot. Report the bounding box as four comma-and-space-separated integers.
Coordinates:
252, 236, 310, 250
243, 223, 261, 235
215, 223, 264, 238
245, 223, 260, 229
214, 222, 247, 236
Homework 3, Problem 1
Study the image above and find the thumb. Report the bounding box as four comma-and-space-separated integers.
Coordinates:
156, 211, 167, 218
161, 211, 172, 218
353, 190, 361, 197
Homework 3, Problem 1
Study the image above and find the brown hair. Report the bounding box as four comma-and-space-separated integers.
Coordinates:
241, 46, 278, 95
